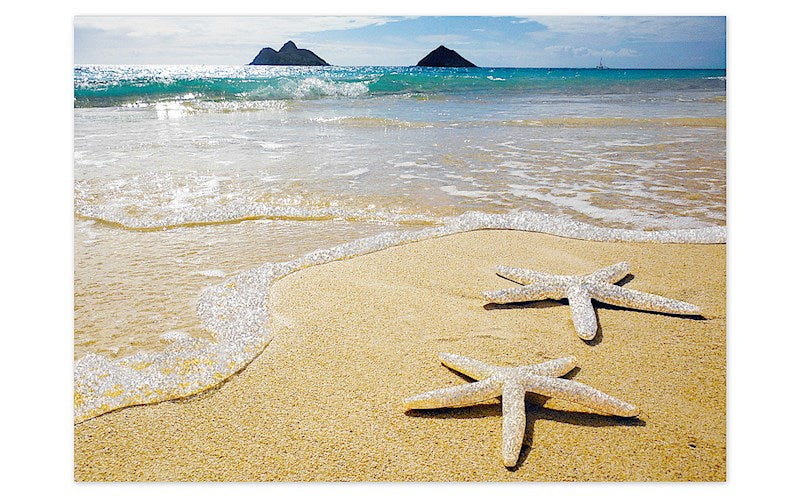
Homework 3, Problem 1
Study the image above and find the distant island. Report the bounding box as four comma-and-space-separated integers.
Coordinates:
416, 46, 477, 68
249, 41, 329, 66
247, 41, 479, 68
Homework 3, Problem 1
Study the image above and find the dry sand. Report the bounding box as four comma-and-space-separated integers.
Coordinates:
74, 230, 726, 481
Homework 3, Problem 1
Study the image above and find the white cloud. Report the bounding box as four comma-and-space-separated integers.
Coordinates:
74, 15, 722, 67
616, 48, 638, 57
416, 34, 471, 46
544, 45, 639, 58
76, 16, 399, 46
530, 16, 724, 43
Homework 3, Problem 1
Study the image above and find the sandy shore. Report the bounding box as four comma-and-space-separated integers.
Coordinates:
74, 229, 725, 481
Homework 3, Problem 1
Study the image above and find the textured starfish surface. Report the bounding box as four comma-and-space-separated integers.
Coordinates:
482, 261, 701, 340
403, 353, 639, 467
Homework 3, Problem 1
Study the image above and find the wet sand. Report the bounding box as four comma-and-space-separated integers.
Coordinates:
74, 229, 725, 481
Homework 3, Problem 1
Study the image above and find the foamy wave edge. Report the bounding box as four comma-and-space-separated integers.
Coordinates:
74, 201, 440, 230
74, 210, 725, 423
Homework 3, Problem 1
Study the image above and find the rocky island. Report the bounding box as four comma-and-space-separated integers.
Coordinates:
416, 45, 477, 68
249, 41, 329, 66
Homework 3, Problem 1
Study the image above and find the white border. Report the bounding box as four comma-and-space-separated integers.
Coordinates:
5, 1, 797, 500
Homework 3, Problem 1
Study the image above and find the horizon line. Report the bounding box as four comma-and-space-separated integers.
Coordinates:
73, 63, 727, 71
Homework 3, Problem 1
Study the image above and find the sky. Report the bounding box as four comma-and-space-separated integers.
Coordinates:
74, 16, 725, 68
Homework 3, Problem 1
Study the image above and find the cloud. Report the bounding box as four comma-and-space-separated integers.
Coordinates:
616, 48, 638, 57
74, 16, 723, 67
544, 45, 639, 58
511, 18, 547, 31
530, 16, 724, 43
416, 34, 471, 46
75, 16, 400, 46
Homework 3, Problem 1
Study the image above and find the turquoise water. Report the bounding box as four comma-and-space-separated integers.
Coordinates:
74, 65, 726, 232
74, 65, 726, 108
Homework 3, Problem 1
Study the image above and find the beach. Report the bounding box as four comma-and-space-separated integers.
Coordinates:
73, 63, 726, 481
74, 229, 725, 481
73, 65, 726, 364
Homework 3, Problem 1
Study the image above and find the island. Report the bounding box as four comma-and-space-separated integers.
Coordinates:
249, 41, 330, 66
415, 45, 477, 68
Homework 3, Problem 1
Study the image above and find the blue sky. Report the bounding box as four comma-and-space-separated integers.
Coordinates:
74, 16, 726, 68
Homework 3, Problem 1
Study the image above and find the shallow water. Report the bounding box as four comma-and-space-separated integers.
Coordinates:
73, 65, 725, 420
74, 217, 419, 360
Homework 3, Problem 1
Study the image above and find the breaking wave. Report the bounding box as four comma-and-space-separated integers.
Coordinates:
74, 65, 727, 108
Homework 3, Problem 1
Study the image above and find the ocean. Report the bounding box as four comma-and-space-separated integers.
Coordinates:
73, 65, 726, 421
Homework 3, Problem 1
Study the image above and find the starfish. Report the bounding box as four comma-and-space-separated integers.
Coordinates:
403, 352, 639, 467
482, 261, 701, 340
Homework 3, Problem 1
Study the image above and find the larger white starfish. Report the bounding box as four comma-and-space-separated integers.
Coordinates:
403, 353, 639, 467
482, 261, 701, 340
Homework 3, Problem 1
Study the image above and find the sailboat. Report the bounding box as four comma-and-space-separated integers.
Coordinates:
596, 59, 608, 69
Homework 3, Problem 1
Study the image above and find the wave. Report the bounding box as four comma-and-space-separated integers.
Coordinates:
75, 74, 370, 107
498, 117, 726, 128
73, 174, 443, 229
74, 65, 728, 108
309, 116, 436, 128
309, 116, 725, 129
74, 200, 440, 230
73, 210, 725, 423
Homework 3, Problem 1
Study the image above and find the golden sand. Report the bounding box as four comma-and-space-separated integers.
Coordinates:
74, 230, 725, 481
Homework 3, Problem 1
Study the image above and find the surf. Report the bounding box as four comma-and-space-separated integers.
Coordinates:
73, 209, 725, 423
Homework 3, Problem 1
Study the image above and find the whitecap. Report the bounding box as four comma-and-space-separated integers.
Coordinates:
335, 168, 370, 177
440, 185, 490, 198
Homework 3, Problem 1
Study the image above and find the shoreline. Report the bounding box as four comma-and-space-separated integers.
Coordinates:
74, 229, 726, 481
74, 212, 725, 423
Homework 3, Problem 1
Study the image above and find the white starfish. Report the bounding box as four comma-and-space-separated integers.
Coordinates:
482, 261, 701, 340
403, 353, 639, 467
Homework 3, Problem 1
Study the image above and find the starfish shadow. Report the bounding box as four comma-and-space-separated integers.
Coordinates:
404, 403, 502, 419
598, 274, 706, 321
483, 298, 605, 345
483, 273, 637, 309
584, 324, 604, 346
593, 301, 706, 321
404, 366, 505, 420
404, 366, 643, 469
483, 273, 705, 344
483, 298, 568, 311
404, 391, 644, 470
616, 274, 636, 287
512, 402, 646, 470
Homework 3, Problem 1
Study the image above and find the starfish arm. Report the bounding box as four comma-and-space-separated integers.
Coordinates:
593, 283, 701, 315
521, 375, 639, 417
519, 356, 578, 377
403, 378, 502, 411
496, 265, 558, 286
501, 381, 526, 467
587, 262, 630, 284
567, 288, 598, 340
482, 283, 564, 304
438, 353, 496, 380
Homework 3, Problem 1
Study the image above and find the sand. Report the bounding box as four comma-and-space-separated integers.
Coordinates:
73, 230, 726, 481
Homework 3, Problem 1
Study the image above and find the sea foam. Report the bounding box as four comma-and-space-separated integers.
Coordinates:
74, 210, 725, 423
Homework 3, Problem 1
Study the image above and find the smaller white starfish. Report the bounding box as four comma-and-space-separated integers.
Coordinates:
403, 353, 639, 467
482, 261, 701, 340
